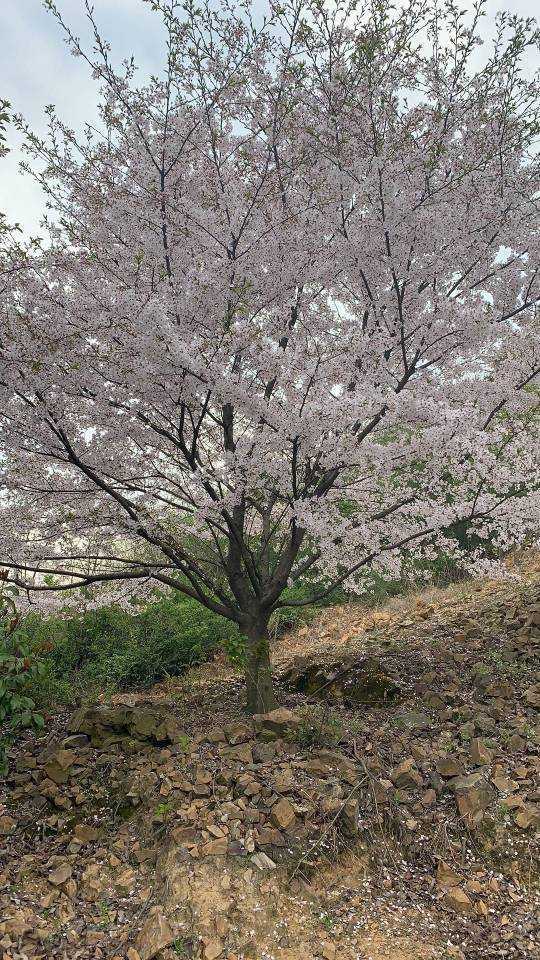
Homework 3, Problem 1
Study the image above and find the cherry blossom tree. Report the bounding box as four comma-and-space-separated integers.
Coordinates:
1, 0, 540, 711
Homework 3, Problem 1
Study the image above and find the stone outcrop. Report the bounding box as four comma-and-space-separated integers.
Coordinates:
68, 704, 185, 746
282, 655, 401, 705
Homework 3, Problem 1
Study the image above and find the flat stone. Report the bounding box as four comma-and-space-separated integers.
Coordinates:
48, 864, 72, 886
507, 733, 526, 752
321, 943, 336, 959
470, 738, 493, 766
449, 771, 495, 818
525, 684, 540, 709
444, 887, 475, 916
134, 908, 174, 960
436, 757, 464, 778
515, 805, 540, 829
491, 775, 518, 794
171, 825, 198, 845
272, 768, 295, 793
391, 758, 423, 788
62, 734, 90, 749
485, 680, 514, 699
251, 852, 276, 870
253, 742, 277, 763
0, 815, 16, 835
307, 749, 358, 784
44, 749, 77, 785
201, 838, 228, 856
224, 744, 253, 764
270, 797, 296, 830
393, 710, 431, 731
224, 721, 253, 745
204, 942, 223, 960
253, 708, 301, 740
73, 823, 100, 844
206, 727, 227, 743
437, 861, 461, 889
3, 914, 33, 937
256, 826, 286, 846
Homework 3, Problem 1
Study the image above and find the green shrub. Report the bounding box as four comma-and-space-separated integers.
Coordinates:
0, 582, 45, 771
17, 592, 241, 703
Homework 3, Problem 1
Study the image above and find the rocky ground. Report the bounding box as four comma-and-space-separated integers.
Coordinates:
1, 564, 539, 960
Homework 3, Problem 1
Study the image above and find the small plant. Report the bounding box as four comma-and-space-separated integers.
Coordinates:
458, 722, 475, 742
473, 662, 492, 679
97, 900, 112, 926
320, 912, 334, 932
390, 714, 407, 730
0, 579, 45, 772
294, 705, 343, 748
494, 802, 510, 823
223, 631, 246, 667
172, 938, 193, 957
176, 733, 191, 753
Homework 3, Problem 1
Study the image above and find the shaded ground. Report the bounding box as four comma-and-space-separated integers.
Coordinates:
1, 563, 539, 960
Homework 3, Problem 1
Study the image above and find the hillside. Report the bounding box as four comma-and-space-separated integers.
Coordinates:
1, 564, 539, 960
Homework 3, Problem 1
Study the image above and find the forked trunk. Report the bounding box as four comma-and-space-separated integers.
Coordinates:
244, 621, 277, 714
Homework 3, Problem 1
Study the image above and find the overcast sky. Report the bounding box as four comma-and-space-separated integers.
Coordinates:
1, 0, 538, 235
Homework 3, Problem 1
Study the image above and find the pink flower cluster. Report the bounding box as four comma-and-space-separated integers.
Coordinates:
0, 0, 539, 624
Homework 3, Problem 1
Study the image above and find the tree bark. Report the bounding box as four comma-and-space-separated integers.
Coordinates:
244, 621, 277, 714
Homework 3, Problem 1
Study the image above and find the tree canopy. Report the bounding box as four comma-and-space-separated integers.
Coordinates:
1, 0, 539, 709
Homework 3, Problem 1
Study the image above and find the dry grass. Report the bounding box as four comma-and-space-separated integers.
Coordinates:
273, 553, 540, 668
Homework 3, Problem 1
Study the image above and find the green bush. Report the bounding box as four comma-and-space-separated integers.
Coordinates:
0, 583, 45, 771
17, 592, 241, 703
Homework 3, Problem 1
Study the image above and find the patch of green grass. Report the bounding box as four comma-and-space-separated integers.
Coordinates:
96, 900, 113, 926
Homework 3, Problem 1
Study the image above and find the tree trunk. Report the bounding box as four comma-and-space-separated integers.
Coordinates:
244, 621, 277, 714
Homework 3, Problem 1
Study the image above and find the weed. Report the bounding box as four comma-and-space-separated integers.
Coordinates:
294, 705, 343, 748
97, 900, 112, 926
0, 583, 45, 771
390, 714, 407, 730
320, 912, 334, 932
172, 938, 192, 956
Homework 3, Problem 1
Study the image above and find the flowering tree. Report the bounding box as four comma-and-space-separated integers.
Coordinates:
1, 0, 539, 711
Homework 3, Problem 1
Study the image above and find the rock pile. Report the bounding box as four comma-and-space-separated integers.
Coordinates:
2, 573, 540, 959
143, 708, 364, 866
68, 704, 185, 747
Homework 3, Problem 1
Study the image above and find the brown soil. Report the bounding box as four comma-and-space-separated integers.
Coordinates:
1, 562, 539, 960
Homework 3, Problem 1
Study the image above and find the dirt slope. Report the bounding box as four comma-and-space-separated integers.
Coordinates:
1, 564, 539, 960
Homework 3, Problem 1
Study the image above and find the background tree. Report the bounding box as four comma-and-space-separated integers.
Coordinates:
1, 0, 539, 711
